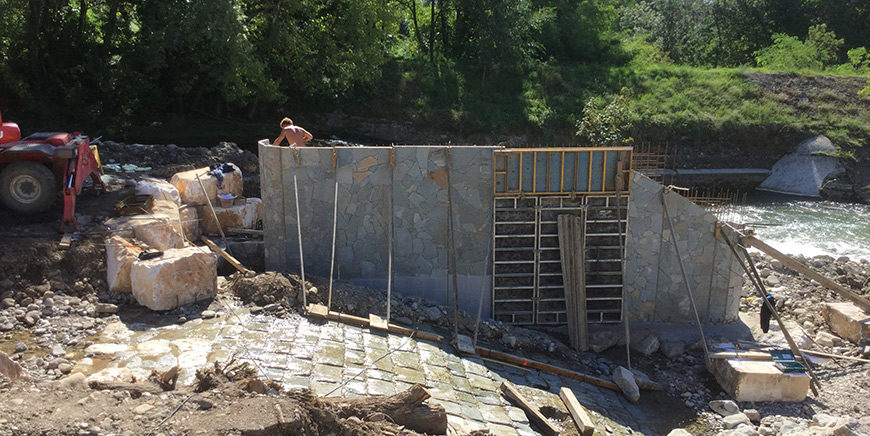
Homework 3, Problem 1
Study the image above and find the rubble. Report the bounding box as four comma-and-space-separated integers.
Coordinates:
130, 247, 218, 311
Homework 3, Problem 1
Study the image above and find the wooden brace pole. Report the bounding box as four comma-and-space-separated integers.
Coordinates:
743, 234, 870, 313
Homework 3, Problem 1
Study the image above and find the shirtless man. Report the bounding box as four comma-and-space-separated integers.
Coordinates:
273, 117, 313, 146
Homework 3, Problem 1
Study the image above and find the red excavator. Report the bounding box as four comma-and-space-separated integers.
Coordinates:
0, 110, 104, 231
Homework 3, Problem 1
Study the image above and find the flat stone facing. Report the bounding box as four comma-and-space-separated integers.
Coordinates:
707, 358, 810, 402
823, 302, 870, 343
170, 165, 243, 206
81, 310, 651, 435
129, 247, 218, 310
623, 173, 743, 323
258, 143, 496, 316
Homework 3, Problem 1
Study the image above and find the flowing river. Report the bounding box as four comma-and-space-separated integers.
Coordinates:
730, 193, 870, 261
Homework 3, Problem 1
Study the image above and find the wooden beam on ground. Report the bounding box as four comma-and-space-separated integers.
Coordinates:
226, 228, 263, 236
200, 236, 253, 274
306, 304, 443, 342
500, 381, 560, 436
475, 346, 619, 391
559, 387, 595, 436
743, 234, 870, 313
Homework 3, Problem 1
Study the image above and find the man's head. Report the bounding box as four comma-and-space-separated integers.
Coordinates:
280, 117, 293, 128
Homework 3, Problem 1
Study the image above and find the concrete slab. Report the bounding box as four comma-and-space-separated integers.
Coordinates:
823, 302, 870, 343
707, 357, 810, 402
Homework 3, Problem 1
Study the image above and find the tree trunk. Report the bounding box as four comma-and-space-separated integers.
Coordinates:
102, 0, 121, 53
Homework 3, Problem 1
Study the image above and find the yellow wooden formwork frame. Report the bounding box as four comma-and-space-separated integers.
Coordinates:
493, 147, 633, 197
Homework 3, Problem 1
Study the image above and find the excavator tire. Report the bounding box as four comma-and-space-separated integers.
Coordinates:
0, 161, 57, 213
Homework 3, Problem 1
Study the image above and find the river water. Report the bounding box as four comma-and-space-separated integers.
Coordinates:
730, 193, 870, 261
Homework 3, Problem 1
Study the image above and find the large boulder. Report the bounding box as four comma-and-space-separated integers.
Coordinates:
170, 165, 243, 206
758, 136, 843, 197
106, 235, 142, 292
197, 198, 262, 235
130, 247, 218, 311
136, 178, 181, 205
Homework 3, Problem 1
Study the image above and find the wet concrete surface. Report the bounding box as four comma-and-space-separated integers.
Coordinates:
70, 298, 694, 435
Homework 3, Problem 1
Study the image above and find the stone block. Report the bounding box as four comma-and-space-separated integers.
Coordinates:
179, 205, 201, 241
106, 213, 185, 251
170, 165, 243, 206
106, 235, 142, 292
723, 413, 752, 429
707, 358, 810, 402
130, 247, 217, 311
823, 302, 870, 343
132, 215, 185, 251
197, 198, 262, 234
136, 177, 181, 205
150, 199, 184, 237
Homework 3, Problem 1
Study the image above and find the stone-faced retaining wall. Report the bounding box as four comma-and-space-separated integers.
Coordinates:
623, 173, 743, 323
259, 142, 496, 316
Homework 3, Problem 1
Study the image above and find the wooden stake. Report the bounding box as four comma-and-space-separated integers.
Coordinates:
661, 189, 710, 359
195, 173, 232, 257
559, 387, 595, 436
500, 381, 560, 436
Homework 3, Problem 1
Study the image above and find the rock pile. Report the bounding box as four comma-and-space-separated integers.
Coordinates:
104, 163, 265, 311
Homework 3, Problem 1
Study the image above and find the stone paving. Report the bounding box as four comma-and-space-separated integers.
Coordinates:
76, 306, 654, 435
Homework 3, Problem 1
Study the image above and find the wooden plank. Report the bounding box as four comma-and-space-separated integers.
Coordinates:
707, 351, 774, 361
559, 387, 595, 436
500, 381, 560, 436
744, 234, 870, 313
476, 346, 619, 391
200, 236, 253, 274
558, 214, 588, 351
59, 233, 73, 249
369, 314, 389, 331
226, 228, 263, 236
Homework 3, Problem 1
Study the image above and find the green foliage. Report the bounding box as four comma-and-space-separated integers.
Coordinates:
755, 34, 823, 71
755, 24, 843, 72
0, 0, 868, 152
576, 87, 634, 147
